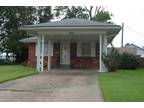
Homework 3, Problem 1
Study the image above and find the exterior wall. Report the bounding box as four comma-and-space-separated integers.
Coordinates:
27, 42, 99, 69
27, 43, 36, 67
108, 47, 137, 55
70, 43, 99, 69
125, 44, 144, 57
28, 43, 60, 68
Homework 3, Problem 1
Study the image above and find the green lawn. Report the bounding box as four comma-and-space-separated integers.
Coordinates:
0, 65, 37, 83
98, 69, 144, 102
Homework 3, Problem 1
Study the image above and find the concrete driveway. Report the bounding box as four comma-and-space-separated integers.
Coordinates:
0, 70, 103, 102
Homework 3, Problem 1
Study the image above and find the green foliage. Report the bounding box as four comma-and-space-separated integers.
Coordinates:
37, 6, 53, 23
102, 48, 120, 72
54, 6, 112, 22
92, 11, 112, 22
119, 53, 139, 69
137, 57, 144, 68
54, 6, 89, 19
0, 6, 53, 63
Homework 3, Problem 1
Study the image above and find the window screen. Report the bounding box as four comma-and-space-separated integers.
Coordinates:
81, 43, 91, 56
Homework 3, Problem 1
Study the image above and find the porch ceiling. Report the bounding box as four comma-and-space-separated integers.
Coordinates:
20, 34, 114, 43
43, 34, 113, 43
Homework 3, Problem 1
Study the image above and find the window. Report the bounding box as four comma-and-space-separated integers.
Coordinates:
81, 43, 91, 56
36, 42, 53, 56
77, 42, 96, 57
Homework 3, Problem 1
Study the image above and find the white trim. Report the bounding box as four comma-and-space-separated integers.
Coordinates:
91, 42, 96, 57
36, 36, 41, 72
99, 34, 108, 72
76, 41, 96, 57
36, 42, 53, 56
99, 34, 103, 72
50, 41, 53, 56
40, 35, 44, 72
48, 40, 51, 70
77, 42, 81, 57
38, 31, 106, 35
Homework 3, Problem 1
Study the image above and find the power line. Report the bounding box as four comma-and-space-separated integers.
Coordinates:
125, 25, 144, 37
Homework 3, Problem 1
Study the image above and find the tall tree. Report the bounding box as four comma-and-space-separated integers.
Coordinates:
84, 6, 112, 22
37, 6, 53, 23
0, 6, 37, 62
54, 6, 89, 19
0, 6, 53, 63
54, 6, 112, 22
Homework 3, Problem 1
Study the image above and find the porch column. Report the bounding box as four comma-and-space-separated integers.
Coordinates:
36, 36, 41, 72
47, 40, 51, 71
40, 35, 44, 72
99, 34, 108, 72
103, 34, 108, 71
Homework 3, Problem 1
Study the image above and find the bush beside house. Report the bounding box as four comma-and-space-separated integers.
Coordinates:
102, 48, 121, 72
103, 48, 143, 72
119, 52, 139, 69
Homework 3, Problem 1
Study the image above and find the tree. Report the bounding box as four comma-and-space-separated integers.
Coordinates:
0, 6, 53, 63
54, 6, 89, 19
0, 7, 36, 62
37, 6, 53, 23
54, 6, 112, 22
84, 6, 112, 22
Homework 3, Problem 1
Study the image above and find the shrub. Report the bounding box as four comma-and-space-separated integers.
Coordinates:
137, 57, 144, 68
0, 59, 14, 65
119, 52, 139, 69
103, 48, 120, 72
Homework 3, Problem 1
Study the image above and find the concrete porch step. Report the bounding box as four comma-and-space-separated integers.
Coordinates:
59, 65, 70, 69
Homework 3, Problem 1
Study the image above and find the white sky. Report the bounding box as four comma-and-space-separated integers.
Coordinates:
0, 0, 144, 47
105, 0, 144, 47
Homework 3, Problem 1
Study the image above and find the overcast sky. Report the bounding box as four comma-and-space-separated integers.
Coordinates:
1, 0, 144, 47
103, 0, 144, 47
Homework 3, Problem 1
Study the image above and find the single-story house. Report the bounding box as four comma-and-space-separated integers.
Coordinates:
124, 43, 144, 57
20, 18, 121, 72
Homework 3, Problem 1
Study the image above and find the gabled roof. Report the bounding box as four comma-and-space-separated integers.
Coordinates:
125, 43, 144, 51
22, 18, 121, 28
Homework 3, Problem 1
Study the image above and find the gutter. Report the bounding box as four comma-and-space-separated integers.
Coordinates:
19, 26, 121, 31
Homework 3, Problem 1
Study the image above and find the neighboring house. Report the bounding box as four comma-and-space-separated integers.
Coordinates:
108, 46, 137, 55
20, 18, 121, 72
124, 43, 144, 58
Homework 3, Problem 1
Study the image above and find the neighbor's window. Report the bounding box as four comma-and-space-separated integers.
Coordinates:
81, 43, 91, 56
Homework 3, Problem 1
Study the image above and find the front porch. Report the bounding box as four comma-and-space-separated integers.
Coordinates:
36, 33, 108, 72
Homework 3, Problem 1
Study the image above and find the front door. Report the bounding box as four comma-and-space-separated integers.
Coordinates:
60, 42, 70, 65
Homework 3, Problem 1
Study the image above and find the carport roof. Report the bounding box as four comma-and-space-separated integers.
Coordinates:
21, 18, 121, 28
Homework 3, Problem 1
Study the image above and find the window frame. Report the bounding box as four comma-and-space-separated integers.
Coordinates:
35, 42, 53, 56
76, 41, 96, 57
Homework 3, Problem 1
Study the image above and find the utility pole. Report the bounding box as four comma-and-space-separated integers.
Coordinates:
121, 23, 124, 47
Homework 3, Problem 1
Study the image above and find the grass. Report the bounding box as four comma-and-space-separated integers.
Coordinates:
0, 65, 37, 83
98, 68, 144, 102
